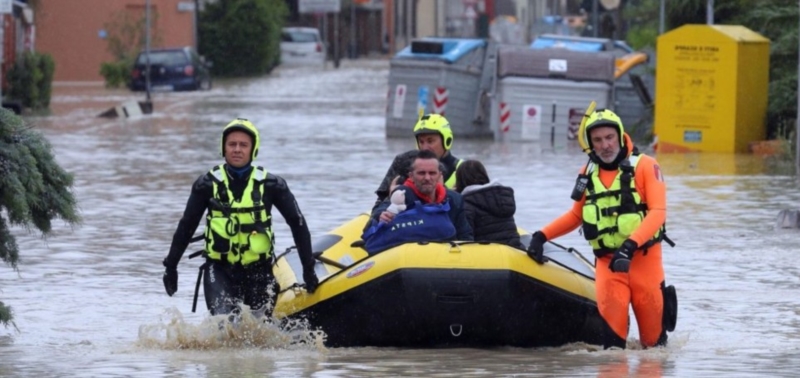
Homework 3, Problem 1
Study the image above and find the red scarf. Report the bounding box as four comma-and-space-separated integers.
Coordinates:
404, 178, 447, 204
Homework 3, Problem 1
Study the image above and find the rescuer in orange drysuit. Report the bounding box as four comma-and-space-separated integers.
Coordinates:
526, 109, 677, 349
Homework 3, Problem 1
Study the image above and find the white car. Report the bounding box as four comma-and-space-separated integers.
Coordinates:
280, 27, 327, 67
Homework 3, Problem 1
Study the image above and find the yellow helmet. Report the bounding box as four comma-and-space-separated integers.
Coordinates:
413, 114, 454, 151
221, 118, 260, 161
583, 109, 625, 149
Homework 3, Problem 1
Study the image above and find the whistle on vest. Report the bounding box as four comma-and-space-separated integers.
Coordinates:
571, 174, 590, 201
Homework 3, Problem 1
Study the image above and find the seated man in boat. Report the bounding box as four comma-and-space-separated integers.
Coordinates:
362, 150, 473, 254
370, 113, 464, 213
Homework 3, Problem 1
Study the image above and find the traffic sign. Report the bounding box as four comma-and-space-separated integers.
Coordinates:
464, 5, 477, 20
0, 0, 11, 14
600, 0, 621, 10
299, 0, 341, 14
177, 1, 195, 12
417, 86, 429, 114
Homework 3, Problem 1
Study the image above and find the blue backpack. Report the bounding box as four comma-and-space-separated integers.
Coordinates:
362, 201, 457, 255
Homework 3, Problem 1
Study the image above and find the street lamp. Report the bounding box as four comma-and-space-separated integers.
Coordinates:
707, 0, 714, 24
796, 0, 800, 172
145, 0, 152, 105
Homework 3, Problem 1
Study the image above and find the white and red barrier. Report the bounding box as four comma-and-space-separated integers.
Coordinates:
499, 102, 511, 133
433, 87, 448, 115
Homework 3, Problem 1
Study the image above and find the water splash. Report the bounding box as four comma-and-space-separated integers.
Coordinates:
136, 305, 327, 351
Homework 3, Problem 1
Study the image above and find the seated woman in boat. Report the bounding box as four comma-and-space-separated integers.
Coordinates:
454, 160, 525, 250
362, 150, 473, 254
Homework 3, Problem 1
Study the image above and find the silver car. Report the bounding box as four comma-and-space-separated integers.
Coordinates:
280, 27, 326, 67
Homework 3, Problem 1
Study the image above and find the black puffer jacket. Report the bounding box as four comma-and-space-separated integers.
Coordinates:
461, 180, 524, 249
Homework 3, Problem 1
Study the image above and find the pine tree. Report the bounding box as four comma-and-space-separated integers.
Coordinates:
0, 108, 80, 327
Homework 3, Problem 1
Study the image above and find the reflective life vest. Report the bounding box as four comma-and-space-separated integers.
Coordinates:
362, 201, 457, 255
204, 165, 273, 265
581, 154, 664, 256
443, 159, 464, 189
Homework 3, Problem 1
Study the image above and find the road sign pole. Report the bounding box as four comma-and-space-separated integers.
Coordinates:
0, 0, 11, 107
0, 15, 4, 106
145, 0, 152, 102
334, 11, 340, 68
349, 1, 356, 58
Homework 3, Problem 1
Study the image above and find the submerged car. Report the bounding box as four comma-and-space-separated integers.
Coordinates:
129, 47, 212, 92
280, 27, 326, 66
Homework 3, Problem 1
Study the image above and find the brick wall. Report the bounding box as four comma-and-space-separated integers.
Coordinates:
36, 0, 194, 82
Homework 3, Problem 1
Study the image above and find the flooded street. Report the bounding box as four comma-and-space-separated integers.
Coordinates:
2, 58, 800, 377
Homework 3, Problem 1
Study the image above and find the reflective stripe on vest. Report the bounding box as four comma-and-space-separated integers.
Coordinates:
581, 154, 662, 254
444, 159, 463, 189
204, 165, 273, 265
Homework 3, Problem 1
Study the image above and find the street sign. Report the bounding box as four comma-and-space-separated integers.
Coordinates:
522, 105, 542, 140
0, 0, 12, 14
464, 5, 477, 20
299, 0, 341, 14
392, 84, 406, 119
177, 1, 195, 12
600, 0, 621, 10
417, 86, 429, 114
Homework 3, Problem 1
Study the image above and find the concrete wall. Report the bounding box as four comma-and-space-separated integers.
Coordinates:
36, 0, 194, 82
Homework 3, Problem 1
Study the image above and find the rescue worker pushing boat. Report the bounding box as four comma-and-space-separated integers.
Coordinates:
527, 106, 677, 349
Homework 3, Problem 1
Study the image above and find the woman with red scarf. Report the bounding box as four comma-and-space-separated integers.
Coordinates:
363, 150, 473, 254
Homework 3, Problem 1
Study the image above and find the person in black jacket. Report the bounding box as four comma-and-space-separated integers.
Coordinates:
161, 118, 318, 318
454, 160, 524, 249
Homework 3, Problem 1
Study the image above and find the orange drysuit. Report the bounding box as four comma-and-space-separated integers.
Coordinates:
542, 134, 668, 348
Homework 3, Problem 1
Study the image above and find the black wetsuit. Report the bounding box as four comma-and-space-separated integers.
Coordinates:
164, 164, 315, 315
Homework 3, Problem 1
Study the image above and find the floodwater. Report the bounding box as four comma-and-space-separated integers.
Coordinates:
2, 58, 800, 377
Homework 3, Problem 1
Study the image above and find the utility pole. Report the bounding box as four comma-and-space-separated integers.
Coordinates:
406, 0, 413, 46
193, 0, 199, 50
659, 0, 665, 34
796, 0, 800, 173
349, 1, 357, 59
707, 0, 714, 25
334, 11, 340, 68
145, 0, 152, 104
592, 0, 599, 37
0, 14, 4, 108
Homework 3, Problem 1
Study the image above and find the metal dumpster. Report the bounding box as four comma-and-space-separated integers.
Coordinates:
491, 46, 615, 144
386, 38, 494, 139
525, 34, 655, 143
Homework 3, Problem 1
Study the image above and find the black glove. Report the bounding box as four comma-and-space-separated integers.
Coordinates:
303, 268, 319, 294
609, 239, 637, 273
527, 231, 548, 264
162, 260, 178, 296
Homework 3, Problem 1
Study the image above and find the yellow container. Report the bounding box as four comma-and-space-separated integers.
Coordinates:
654, 25, 770, 153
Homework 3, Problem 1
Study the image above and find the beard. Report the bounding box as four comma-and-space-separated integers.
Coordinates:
597, 147, 620, 164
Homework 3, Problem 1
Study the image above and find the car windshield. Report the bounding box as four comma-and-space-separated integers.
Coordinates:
137, 51, 189, 65
282, 31, 319, 43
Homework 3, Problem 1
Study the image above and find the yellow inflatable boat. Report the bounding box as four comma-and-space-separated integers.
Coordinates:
273, 214, 605, 347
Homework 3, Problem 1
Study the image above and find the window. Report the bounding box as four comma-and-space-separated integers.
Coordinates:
282, 31, 319, 43
137, 50, 189, 66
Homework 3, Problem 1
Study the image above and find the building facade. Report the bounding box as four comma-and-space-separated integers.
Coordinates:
35, 0, 194, 82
